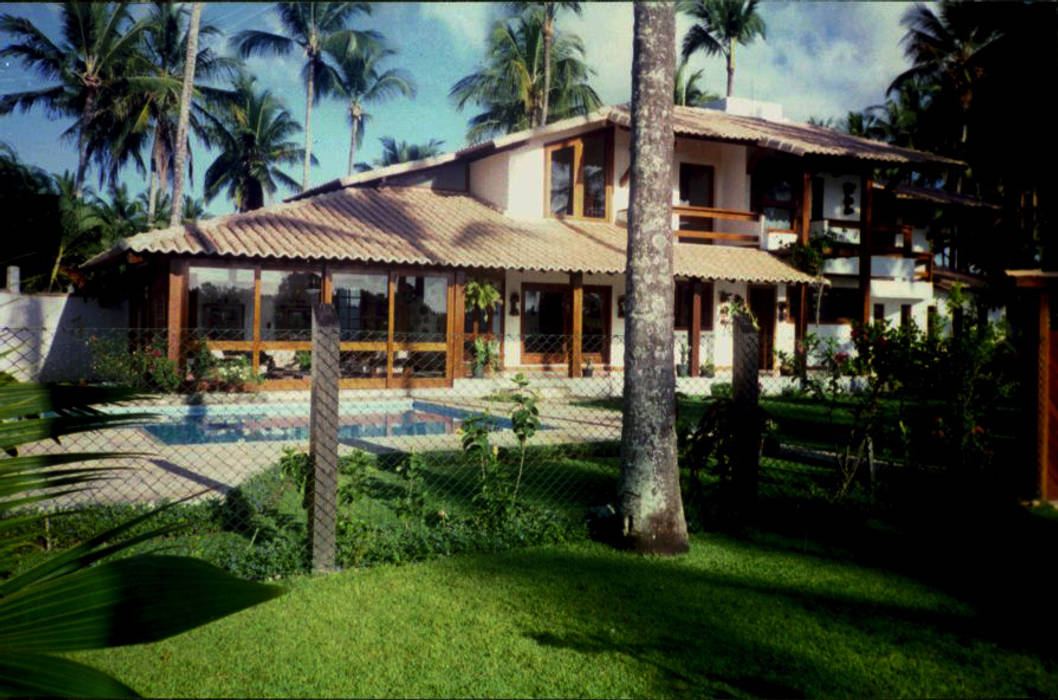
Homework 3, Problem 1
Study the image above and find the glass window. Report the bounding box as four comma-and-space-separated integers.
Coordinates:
260, 270, 321, 341
332, 271, 389, 341
674, 281, 713, 331
550, 146, 575, 215
763, 206, 795, 231
393, 275, 447, 340
188, 266, 255, 341
582, 134, 606, 218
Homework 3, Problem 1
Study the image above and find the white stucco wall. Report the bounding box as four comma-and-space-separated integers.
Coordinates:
817, 172, 862, 221
468, 151, 510, 212
0, 290, 128, 381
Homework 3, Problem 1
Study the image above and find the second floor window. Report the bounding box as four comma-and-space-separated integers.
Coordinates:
545, 131, 609, 220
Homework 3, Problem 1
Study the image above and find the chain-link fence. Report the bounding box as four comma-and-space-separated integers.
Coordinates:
1, 313, 1032, 579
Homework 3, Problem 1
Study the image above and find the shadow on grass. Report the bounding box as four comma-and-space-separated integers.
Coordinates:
455, 541, 1057, 697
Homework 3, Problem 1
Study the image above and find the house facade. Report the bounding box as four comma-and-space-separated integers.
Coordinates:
87, 99, 961, 390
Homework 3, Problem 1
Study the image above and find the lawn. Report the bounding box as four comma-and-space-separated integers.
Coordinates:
74, 527, 1058, 698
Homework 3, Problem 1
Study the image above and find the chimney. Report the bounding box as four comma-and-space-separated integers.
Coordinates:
703, 96, 784, 122
5, 266, 19, 294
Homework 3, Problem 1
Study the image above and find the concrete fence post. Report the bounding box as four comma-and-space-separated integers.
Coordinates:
732, 313, 761, 510
309, 302, 340, 572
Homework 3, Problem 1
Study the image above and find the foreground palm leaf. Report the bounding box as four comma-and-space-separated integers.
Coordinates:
0, 379, 284, 697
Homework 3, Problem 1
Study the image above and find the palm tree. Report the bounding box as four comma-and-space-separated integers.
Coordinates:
679, 0, 766, 98
233, 2, 377, 191
450, 11, 601, 143
376, 137, 445, 167
326, 40, 415, 176
203, 75, 309, 213
124, 2, 238, 223
889, 2, 1000, 151
674, 57, 719, 107
169, 1, 202, 228
506, 2, 582, 127
0, 2, 149, 198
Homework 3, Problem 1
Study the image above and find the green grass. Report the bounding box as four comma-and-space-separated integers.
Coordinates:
74, 528, 1058, 698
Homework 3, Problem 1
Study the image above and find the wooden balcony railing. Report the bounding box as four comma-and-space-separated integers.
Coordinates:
672, 205, 762, 247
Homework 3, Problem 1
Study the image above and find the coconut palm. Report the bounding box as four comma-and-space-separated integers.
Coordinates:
0, 2, 149, 197
679, 0, 766, 98
376, 137, 445, 167
122, 2, 239, 223
202, 75, 309, 213
325, 40, 415, 176
889, 2, 1000, 150
674, 57, 719, 107
232, 2, 378, 191
506, 2, 582, 127
450, 11, 601, 143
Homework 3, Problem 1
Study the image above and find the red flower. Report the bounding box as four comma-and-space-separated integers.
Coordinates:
835, 352, 849, 363
151, 349, 163, 358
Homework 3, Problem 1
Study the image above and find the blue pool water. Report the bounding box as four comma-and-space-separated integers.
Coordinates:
138, 400, 524, 446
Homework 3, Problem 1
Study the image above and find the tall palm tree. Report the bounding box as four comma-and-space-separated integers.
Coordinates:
325, 40, 415, 176
679, 0, 766, 98
450, 11, 601, 142
169, 1, 202, 228
125, 2, 238, 222
0, 2, 149, 198
889, 2, 1000, 151
506, 2, 582, 127
202, 75, 309, 213
674, 56, 719, 107
232, 2, 377, 191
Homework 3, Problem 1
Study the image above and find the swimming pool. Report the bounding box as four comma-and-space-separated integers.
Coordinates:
132, 400, 524, 446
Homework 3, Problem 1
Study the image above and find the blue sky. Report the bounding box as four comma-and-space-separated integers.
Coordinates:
0, 2, 916, 216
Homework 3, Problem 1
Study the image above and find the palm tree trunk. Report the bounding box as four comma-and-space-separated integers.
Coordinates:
169, 1, 202, 228
726, 37, 735, 97
541, 10, 553, 127
347, 104, 360, 176
147, 124, 163, 224
303, 63, 315, 191
74, 92, 95, 199
617, 0, 689, 555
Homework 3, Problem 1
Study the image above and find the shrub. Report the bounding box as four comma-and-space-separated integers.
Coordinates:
710, 382, 732, 398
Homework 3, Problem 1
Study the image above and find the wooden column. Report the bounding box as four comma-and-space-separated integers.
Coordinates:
689, 281, 702, 377
859, 178, 874, 326
1039, 291, 1051, 501
385, 272, 395, 387
454, 272, 466, 378
251, 266, 262, 375
796, 172, 813, 355
166, 258, 188, 364
570, 272, 583, 377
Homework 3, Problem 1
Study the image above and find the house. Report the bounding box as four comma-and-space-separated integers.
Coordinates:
85, 99, 960, 390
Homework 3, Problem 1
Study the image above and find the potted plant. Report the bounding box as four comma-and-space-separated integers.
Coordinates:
676, 345, 690, 377
700, 360, 716, 378
465, 278, 501, 331
472, 337, 499, 378
583, 358, 595, 377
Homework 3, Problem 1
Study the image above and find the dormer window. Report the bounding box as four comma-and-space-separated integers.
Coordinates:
544, 130, 611, 220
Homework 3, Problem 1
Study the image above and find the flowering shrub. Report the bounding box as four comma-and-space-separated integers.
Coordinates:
87, 334, 182, 392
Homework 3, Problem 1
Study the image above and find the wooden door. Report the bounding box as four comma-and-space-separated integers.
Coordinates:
748, 285, 776, 371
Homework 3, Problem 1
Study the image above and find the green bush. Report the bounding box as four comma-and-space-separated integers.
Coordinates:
710, 382, 732, 398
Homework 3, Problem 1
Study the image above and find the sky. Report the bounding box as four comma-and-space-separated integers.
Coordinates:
0, 1, 916, 216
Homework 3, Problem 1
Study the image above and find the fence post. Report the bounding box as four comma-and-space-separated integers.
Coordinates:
732, 313, 761, 512
309, 302, 340, 572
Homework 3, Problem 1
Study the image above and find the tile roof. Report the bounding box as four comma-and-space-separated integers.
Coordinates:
884, 184, 1001, 210
87, 186, 817, 285
608, 105, 963, 166
295, 105, 960, 200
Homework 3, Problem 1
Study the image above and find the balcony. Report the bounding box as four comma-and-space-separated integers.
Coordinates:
811, 219, 934, 282
671, 205, 765, 248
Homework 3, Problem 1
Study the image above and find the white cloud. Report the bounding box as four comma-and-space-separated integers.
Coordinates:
419, 2, 501, 59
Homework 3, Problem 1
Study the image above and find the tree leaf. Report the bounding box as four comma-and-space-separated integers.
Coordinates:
0, 556, 283, 652
0, 650, 138, 697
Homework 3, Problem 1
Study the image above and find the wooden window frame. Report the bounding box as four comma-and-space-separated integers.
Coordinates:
520, 282, 611, 365
542, 127, 614, 222
674, 280, 714, 332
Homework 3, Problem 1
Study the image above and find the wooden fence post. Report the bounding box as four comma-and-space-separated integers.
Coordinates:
309, 302, 340, 572
732, 313, 761, 512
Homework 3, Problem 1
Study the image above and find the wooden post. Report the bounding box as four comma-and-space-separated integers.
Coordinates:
251, 266, 262, 376
859, 178, 874, 326
454, 272, 466, 378
1039, 291, 1051, 501
166, 259, 187, 364
690, 281, 702, 377
732, 313, 761, 514
799, 171, 812, 245
796, 172, 812, 358
309, 302, 340, 572
571, 272, 583, 377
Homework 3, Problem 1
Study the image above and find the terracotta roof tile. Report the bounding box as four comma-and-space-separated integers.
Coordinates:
88, 187, 817, 285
